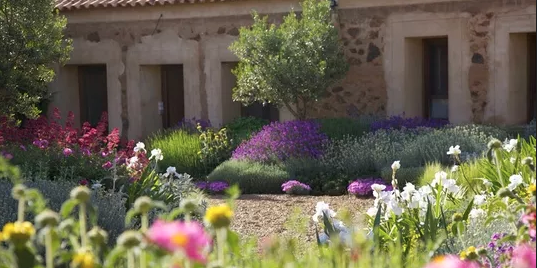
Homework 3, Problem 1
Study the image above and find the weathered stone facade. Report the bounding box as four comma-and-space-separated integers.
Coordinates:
49, 0, 537, 139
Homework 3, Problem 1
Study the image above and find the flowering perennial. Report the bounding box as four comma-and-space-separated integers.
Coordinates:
282, 180, 311, 195
347, 178, 391, 197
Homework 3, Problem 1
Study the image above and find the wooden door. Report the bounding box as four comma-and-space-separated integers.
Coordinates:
161, 65, 185, 128
78, 65, 108, 126
528, 33, 536, 122
423, 37, 449, 120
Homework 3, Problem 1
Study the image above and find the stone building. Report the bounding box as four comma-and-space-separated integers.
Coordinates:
50, 0, 536, 140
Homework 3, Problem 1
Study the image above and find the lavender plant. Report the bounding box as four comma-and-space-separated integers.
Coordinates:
370, 114, 449, 132
232, 120, 329, 164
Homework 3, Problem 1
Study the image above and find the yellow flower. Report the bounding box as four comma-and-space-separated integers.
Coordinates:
459, 250, 467, 260
464, 246, 478, 260
205, 204, 233, 228
528, 184, 536, 195
71, 249, 95, 268
467, 246, 476, 253
1, 221, 35, 245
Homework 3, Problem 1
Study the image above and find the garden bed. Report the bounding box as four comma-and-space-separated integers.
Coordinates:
208, 194, 373, 243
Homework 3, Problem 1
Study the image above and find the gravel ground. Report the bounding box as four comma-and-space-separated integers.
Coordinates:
208, 194, 373, 246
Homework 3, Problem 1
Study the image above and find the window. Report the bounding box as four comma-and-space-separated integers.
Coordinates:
78, 65, 108, 126
423, 37, 449, 120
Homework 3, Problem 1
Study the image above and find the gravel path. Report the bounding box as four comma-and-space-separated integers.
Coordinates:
208, 194, 373, 246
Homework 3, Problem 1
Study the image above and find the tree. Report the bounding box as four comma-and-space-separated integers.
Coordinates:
229, 0, 348, 120
0, 0, 72, 120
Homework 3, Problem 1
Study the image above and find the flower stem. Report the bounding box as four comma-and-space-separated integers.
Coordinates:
17, 198, 25, 222
79, 203, 87, 248
217, 228, 227, 264
127, 250, 135, 268
140, 213, 148, 268
45, 229, 54, 268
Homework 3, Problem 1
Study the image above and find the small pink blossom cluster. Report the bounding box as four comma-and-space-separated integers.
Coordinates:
282, 180, 311, 195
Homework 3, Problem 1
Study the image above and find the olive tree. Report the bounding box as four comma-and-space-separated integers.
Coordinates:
229, 0, 348, 120
0, 0, 72, 120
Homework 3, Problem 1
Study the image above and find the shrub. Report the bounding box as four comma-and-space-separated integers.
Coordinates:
347, 178, 390, 197
281, 180, 311, 195
197, 125, 232, 175
225, 116, 269, 147
177, 117, 212, 134
370, 114, 449, 132
231, 120, 329, 164
194, 181, 230, 195
284, 157, 349, 195
0, 178, 126, 241
316, 117, 370, 140
146, 129, 203, 177
207, 160, 289, 194
526, 119, 536, 139
380, 166, 425, 186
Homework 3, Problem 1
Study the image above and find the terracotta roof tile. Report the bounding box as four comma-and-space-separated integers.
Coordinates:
55, 0, 228, 10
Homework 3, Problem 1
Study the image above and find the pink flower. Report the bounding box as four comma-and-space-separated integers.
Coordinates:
79, 179, 88, 186
147, 220, 212, 264
424, 255, 480, 268
63, 148, 73, 157
102, 161, 112, 170
511, 244, 536, 268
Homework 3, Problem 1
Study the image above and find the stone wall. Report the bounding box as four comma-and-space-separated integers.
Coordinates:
55, 0, 536, 138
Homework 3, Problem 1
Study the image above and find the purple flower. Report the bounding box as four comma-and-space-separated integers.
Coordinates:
195, 181, 208, 190
347, 178, 389, 196
232, 120, 328, 163
1, 151, 13, 160
208, 181, 229, 193
102, 161, 112, 170
19, 145, 26, 151
63, 148, 73, 157
80, 148, 91, 156
32, 139, 49, 149
177, 117, 212, 134
281, 180, 311, 193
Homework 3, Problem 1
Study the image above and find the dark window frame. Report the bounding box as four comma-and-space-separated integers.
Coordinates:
423, 37, 449, 120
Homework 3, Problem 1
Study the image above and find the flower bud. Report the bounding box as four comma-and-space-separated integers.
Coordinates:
180, 198, 198, 214
11, 184, 26, 199
487, 139, 502, 150
466, 246, 478, 260
59, 219, 75, 233
477, 247, 488, 256
35, 209, 60, 228
88, 227, 108, 245
70, 186, 91, 203
133, 196, 152, 214
452, 213, 463, 222
117, 230, 142, 249
205, 204, 233, 229
522, 157, 534, 166
497, 188, 515, 198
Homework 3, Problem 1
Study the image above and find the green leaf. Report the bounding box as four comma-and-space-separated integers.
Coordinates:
226, 229, 241, 255
462, 199, 474, 221
103, 247, 126, 268
60, 199, 79, 218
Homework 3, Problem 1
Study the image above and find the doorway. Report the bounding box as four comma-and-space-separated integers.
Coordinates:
161, 65, 185, 129
423, 37, 449, 120
78, 65, 108, 126
528, 33, 536, 122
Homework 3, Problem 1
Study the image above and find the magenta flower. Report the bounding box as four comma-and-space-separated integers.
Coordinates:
281, 180, 311, 195
423, 255, 480, 268
63, 148, 73, 157
19, 145, 26, 151
147, 220, 212, 264
102, 161, 112, 170
79, 179, 89, 186
511, 244, 536, 268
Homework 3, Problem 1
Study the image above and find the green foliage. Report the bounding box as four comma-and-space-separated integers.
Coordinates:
224, 116, 269, 147
380, 166, 425, 186
146, 129, 204, 177
284, 157, 349, 195
0, 0, 72, 119
316, 117, 371, 140
0, 178, 126, 241
197, 124, 232, 175
207, 160, 289, 194
229, 0, 348, 120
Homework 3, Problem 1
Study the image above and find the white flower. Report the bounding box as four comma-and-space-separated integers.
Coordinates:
403, 183, 416, 193
408, 192, 422, 209
318, 232, 329, 244
419, 185, 433, 195
339, 231, 352, 246
507, 174, 524, 191
473, 194, 487, 206
391, 161, 401, 171
164, 166, 180, 178
482, 179, 493, 188
133, 142, 146, 153
371, 184, 386, 198
451, 165, 459, 172
333, 220, 348, 233
312, 201, 336, 223
387, 200, 403, 216
432, 171, 448, 187
443, 179, 460, 194
91, 183, 103, 190
469, 208, 486, 219
503, 139, 518, 152
149, 148, 163, 161
510, 157, 517, 164
366, 207, 378, 217
447, 145, 461, 156
127, 156, 139, 168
